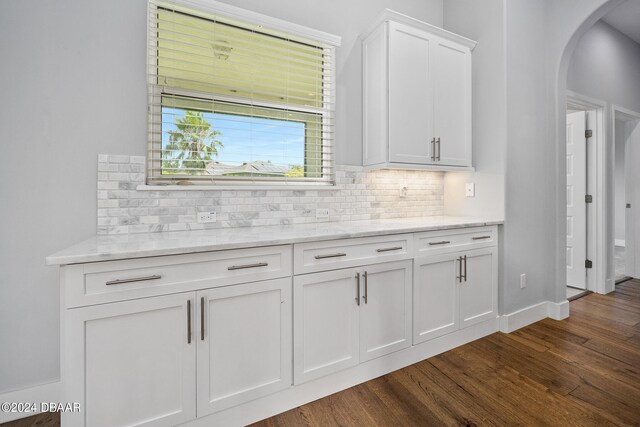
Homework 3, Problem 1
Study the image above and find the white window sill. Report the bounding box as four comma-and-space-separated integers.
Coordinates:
136, 184, 337, 191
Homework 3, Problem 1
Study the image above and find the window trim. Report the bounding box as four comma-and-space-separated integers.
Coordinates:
146, 0, 340, 187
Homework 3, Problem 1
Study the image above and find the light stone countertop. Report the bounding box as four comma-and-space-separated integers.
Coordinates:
46, 216, 503, 265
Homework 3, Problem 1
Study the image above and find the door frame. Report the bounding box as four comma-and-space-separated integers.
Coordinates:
611, 104, 640, 280
566, 91, 606, 294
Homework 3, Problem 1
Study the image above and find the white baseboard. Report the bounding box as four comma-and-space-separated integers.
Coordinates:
0, 381, 60, 423
499, 300, 570, 333
605, 278, 615, 293
499, 301, 548, 333
615, 239, 626, 247
548, 300, 570, 320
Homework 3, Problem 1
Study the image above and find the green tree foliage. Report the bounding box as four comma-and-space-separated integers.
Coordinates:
285, 165, 304, 177
163, 111, 223, 174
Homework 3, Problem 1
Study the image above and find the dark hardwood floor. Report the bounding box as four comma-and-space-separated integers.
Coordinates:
5, 280, 640, 427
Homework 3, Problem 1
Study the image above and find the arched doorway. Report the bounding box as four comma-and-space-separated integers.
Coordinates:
553, 0, 624, 303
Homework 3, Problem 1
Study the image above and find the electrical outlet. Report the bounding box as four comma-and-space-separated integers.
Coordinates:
465, 183, 475, 197
520, 273, 527, 289
197, 211, 217, 224
316, 208, 329, 219
399, 185, 408, 198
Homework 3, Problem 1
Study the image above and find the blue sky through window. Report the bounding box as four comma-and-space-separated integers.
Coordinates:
162, 108, 305, 167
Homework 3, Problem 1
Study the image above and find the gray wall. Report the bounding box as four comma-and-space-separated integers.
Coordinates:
502, 0, 554, 313
0, 0, 148, 393
568, 20, 640, 114
442, 0, 506, 220
0, 0, 443, 396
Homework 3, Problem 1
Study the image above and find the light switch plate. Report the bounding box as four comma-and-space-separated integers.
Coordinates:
465, 183, 475, 197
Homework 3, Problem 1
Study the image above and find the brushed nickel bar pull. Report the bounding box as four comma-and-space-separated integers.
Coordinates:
363, 271, 368, 304
376, 246, 403, 253
472, 236, 491, 240
315, 253, 347, 260
436, 137, 441, 161
429, 241, 451, 246
106, 274, 162, 286
355, 273, 361, 306
431, 138, 436, 161
187, 300, 192, 344
457, 257, 463, 283
463, 255, 468, 282
200, 297, 205, 341
227, 262, 268, 270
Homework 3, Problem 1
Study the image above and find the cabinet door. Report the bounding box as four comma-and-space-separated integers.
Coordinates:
388, 21, 435, 164
413, 253, 460, 344
65, 293, 196, 427
433, 37, 472, 166
459, 248, 498, 328
196, 278, 291, 416
293, 268, 360, 384
359, 260, 412, 362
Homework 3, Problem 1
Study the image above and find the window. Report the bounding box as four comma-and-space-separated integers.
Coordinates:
147, 1, 338, 185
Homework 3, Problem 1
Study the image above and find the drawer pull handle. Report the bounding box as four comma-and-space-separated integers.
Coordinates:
314, 253, 347, 260
187, 299, 192, 344
227, 262, 268, 271
363, 271, 368, 304
376, 246, 403, 253
200, 297, 205, 341
428, 241, 451, 246
106, 274, 162, 286
472, 236, 491, 240
463, 255, 468, 281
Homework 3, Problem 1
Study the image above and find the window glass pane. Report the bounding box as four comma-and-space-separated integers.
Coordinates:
161, 96, 322, 178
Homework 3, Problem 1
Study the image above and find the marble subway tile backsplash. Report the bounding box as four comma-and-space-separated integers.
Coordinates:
97, 154, 444, 235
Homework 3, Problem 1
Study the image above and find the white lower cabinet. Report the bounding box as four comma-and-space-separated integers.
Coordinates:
65, 293, 197, 427
64, 278, 292, 426
413, 253, 459, 343
413, 247, 497, 345
196, 278, 291, 416
459, 248, 498, 328
359, 261, 413, 362
59, 228, 500, 426
293, 260, 412, 384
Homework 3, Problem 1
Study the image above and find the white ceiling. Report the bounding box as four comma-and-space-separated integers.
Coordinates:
602, 0, 640, 45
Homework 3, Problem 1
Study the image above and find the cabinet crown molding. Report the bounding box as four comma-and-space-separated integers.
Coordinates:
362, 9, 477, 50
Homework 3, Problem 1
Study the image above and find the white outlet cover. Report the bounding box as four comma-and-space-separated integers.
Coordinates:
520, 273, 527, 288
197, 211, 217, 224
465, 183, 475, 197
316, 208, 329, 219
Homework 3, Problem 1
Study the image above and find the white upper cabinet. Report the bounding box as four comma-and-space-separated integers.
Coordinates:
387, 22, 434, 165
363, 10, 475, 170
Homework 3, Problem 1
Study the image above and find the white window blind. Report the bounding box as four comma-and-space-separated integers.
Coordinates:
147, 1, 337, 185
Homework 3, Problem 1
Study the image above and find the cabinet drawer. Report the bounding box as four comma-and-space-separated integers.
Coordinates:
294, 234, 412, 274
63, 245, 292, 308
414, 226, 496, 255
